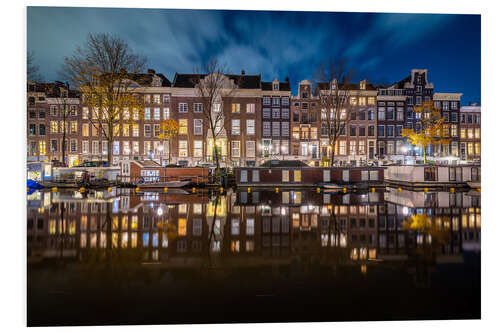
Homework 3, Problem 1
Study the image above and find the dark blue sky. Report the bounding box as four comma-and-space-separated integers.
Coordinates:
27, 7, 481, 104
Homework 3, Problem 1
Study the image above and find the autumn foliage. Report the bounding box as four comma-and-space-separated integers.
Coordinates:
401, 100, 450, 163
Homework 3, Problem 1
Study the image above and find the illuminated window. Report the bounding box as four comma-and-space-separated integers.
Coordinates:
293, 170, 301, 182
39, 141, 46, 155
246, 103, 255, 113
179, 119, 187, 134
179, 140, 188, 157
178, 218, 187, 236
232, 103, 240, 113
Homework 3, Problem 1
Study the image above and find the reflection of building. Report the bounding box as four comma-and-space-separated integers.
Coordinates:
27, 189, 480, 276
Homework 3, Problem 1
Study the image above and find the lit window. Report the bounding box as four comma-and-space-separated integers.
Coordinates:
179, 119, 188, 134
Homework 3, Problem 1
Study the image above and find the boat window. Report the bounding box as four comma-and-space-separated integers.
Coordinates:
282, 170, 289, 182
424, 167, 437, 181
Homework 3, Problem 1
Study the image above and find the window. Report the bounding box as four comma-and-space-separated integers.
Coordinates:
29, 124, 36, 136
368, 125, 375, 136
232, 119, 240, 135
302, 102, 308, 110
349, 141, 356, 154
163, 95, 170, 104
153, 94, 161, 104
293, 110, 299, 122
212, 103, 221, 112
416, 96, 422, 105
144, 108, 151, 120
263, 96, 271, 105
378, 108, 385, 121
82, 141, 89, 154
100, 140, 106, 155
272, 109, 280, 119
246, 119, 255, 135
442, 101, 450, 111
144, 124, 151, 137
359, 140, 366, 154
281, 122, 289, 137
246, 103, 255, 113
194, 119, 203, 135
387, 125, 394, 137
424, 167, 437, 181
123, 141, 130, 155
231, 141, 240, 157
339, 141, 346, 155
178, 103, 188, 113
113, 141, 120, 155
144, 95, 151, 104
272, 97, 280, 106
273, 83, 279, 91
39, 141, 46, 155
350, 125, 356, 136
378, 125, 385, 137
451, 124, 458, 137
310, 127, 317, 139
29, 110, 36, 119
387, 107, 394, 120
451, 101, 458, 110
263, 122, 271, 137
232, 103, 240, 113
368, 97, 375, 105
39, 124, 45, 136
179, 141, 188, 157
475, 143, 481, 155
92, 141, 99, 155
122, 124, 130, 136
293, 170, 301, 182
397, 109, 404, 121
132, 124, 139, 137
246, 141, 256, 158
282, 97, 289, 106
132, 141, 139, 155
475, 128, 480, 139
359, 126, 366, 136
387, 141, 394, 154
359, 97, 366, 106
163, 107, 170, 119
154, 108, 160, 120
368, 109, 374, 120
350, 97, 357, 105
396, 125, 403, 137
293, 127, 300, 139
144, 141, 151, 155
263, 108, 271, 119
193, 140, 203, 157
154, 124, 160, 137
272, 122, 280, 136
282, 170, 289, 182
50, 139, 57, 152
179, 119, 187, 135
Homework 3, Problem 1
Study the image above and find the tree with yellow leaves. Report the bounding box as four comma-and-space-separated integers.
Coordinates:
401, 100, 450, 164
157, 119, 179, 165
403, 213, 451, 246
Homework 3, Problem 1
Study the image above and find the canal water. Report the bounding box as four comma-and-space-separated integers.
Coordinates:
27, 188, 481, 326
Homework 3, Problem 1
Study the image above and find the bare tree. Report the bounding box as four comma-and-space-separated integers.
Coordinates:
27, 50, 42, 82
191, 59, 238, 177
61, 33, 146, 167
313, 58, 354, 166
53, 82, 73, 166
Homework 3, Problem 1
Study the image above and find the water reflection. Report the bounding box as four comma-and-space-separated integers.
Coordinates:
27, 188, 481, 279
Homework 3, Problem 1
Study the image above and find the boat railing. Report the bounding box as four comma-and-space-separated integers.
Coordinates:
118, 175, 208, 185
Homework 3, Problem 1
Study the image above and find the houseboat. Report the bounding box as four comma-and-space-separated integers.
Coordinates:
234, 160, 385, 188
42, 166, 121, 188
119, 160, 210, 188
384, 164, 481, 189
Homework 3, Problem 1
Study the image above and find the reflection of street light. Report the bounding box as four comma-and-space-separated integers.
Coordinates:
157, 208, 163, 216
401, 146, 408, 153
158, 145, 164, 166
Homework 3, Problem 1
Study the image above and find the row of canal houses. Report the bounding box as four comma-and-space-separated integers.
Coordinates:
27, 69, 480, 168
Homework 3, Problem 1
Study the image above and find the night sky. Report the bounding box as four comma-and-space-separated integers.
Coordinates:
27, 7, 481, 104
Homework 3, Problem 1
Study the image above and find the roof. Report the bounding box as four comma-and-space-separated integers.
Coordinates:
259, 160, 309, 168
172, 73, 262, 89
433, 92, 462, 101
27, 81, 80, 98
130, 160, 162, 168
261, 80, 291, 91
460, 105, 481, 113
315, 81, 377, 92
128, 72, 171, 87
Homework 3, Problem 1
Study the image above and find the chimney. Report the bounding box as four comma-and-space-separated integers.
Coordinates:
241, 69, 245, 76
285, 77, 289, 83
147, 69, 155, 75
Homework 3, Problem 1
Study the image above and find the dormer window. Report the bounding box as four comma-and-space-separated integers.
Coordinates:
360, 80, 366, 90
152, 76, 162, 87
273, 82, 279, 91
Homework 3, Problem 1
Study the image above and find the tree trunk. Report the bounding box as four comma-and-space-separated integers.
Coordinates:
423, 147, 427, 164
168, 139, 171, 164
62, 114, 67, 166
107, 139, 113, 167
